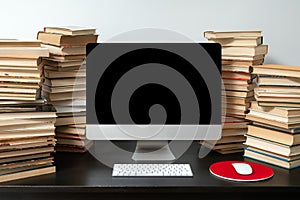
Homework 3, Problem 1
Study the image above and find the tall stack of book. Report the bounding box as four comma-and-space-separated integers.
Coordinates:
203, 30, 268, 154
0, 40, 56, 182
244, 64, 300, 169
37, 26, 98, 153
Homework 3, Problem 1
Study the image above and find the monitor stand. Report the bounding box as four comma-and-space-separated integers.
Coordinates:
132, 140, 176, 161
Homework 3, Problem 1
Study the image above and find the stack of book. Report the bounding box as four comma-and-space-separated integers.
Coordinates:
37, 26, 98, 153
253, 64, 300, 108
0, 40, 56, 182
244, 64, 300, 169
203, 30, 268, 154
201, 117, 249, 154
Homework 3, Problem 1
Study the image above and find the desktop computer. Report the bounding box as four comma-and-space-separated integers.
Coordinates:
86, 43, 221, 176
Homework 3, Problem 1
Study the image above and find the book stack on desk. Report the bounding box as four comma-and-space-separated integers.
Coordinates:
204, 30, 268, 154
252, 64, 300, 107
200, 116, 250, 154
37, 26, 98, 152
0, 40, 57, 182
244, 64, 300, 169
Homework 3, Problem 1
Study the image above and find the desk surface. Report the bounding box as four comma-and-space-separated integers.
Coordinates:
0, 141, 300, 197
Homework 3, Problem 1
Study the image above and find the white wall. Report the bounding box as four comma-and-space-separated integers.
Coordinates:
1, 0, 299, 65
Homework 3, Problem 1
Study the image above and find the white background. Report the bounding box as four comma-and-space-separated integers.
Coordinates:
1, 0, 299, 65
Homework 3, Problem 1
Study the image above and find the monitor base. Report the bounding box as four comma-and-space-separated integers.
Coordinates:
132, 141, 176, 161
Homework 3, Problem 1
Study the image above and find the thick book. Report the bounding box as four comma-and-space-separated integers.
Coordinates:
254, 68, 300, 78
44, 26, 96, 36
255, 95, 300, 103
37, 32, 98, 46
0, 141, 55, 151
0, 76, 40, 84
202, 141, 245, 150
0, 136, 55, 146
204, 30, 262, 39
55, 133, 86, 140
208, 36, 263, 47
216, 148, 244, 154
251, 101, 300, 117
259, 102, 300, 108
222, 65, 253, 73
0, 87, 37, 94
56, 126, 85, 135
226, 96, 252, 105
0, 147, 54, 159
254, 64, 300, 71
222, 71, 255, 80
42, 84, 85, 93
56, 138, 89, 147
222, 117, 249, 129
0, 47, 49, 59
256, 85, 300, 94
255, 93, 300, 102
0, 58, 41, 67
224, 83, 256, 92
0, 166, 55, 183
244, 147, 300, 169
253, 64, 300, 78
247, 125, 300, 146
0, 157, 53, 171
54, 106, 85, 115
0, 39, 41, 47
215, 135, 246, 144
226, 103, 249, 111
68, 124, 86, 129
42, 58, 84, 67
246, 115, 300, 129
247, 109, 300, 124
0, 118, 56, 131
222, 128, 247, 137
0, 111, 56, 120
0, 93, 37, 101
44, 69, 85, 79
222, 59, 264, 66
43, 65, 83, 72
0, 99, 44, 106
223, 90, 254, 98
41, 44, 86, 56
56, 141, 92, 153
42, 90, 86, 101
47, 99, 85, 107
244, 135, 300, 156
222, 45, 268, 57
55, 115, 86, 126
0, 129, 55, 140
226, 109, 247, 118
258, 76, 300, 87
0, 64, 40, 71
223, 79, 253, 85
223, 75, 256, 81
0, 153, 51, 164
0, 82, 38, 89
50, 54, 85, 61
0, 68, 40, 78
222, 54, 265, 61
43, 77, 86, 87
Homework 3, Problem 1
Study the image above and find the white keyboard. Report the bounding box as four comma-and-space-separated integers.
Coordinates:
112, 164, 193, 177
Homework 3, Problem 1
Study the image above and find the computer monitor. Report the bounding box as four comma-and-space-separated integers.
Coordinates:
86, 43, 221, 161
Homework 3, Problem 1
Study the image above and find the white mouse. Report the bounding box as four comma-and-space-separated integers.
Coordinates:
232, 163, 253, 175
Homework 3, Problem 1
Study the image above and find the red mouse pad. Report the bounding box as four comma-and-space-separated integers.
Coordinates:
209, 161, 274, 182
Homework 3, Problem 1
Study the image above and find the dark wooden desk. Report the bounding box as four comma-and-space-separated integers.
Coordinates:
0, 141, 300, 200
